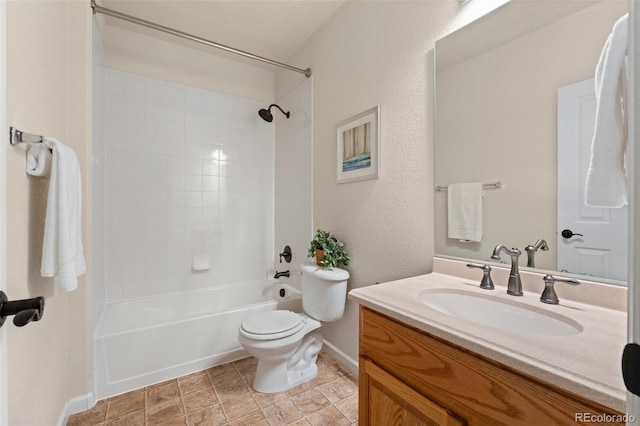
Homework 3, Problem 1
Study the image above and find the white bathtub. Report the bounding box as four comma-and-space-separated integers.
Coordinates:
94, 280, 302, 400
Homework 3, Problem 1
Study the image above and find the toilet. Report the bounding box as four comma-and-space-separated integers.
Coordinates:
238, 264, 349, 393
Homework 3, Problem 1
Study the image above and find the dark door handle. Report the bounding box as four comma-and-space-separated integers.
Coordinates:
0, 291, 45, 328
561, 229, 583, 239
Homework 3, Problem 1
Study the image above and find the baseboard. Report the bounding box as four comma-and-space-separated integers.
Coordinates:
322, 340, 359, 375
57, 393, 95, 426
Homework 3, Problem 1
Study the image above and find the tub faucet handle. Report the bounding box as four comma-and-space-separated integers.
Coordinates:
279, 245, 292, 263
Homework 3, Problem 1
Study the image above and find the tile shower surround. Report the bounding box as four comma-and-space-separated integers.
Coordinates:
101, 69, 274, 302
68, 352, 358, 425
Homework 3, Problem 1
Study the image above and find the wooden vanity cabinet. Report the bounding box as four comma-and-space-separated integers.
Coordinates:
359, 306, 624, 425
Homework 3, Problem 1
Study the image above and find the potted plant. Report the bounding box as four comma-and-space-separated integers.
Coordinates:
307, 229, 350, 269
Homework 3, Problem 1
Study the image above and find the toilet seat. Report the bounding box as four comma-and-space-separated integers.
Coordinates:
240, 310, 305, 340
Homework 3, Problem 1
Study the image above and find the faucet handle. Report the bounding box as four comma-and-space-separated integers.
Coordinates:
540, 274, 580, 304
466, 263, 495, 290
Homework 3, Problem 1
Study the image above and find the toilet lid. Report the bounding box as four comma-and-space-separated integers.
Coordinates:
241, 310, 303, 336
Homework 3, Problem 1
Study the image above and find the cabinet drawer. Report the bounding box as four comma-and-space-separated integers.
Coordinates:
359, 306, 623, 425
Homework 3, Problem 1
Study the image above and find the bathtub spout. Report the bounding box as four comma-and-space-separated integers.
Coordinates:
274, 270, 290, 279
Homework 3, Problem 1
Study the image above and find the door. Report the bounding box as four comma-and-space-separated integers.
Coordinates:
0, 0, 7, 423
557, 79, 628, 282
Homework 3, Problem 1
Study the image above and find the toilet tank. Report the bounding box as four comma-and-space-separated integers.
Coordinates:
300, 264, 350, 322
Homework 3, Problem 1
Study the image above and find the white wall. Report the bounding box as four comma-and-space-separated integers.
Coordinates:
276, 1, 460, 362
99, 69, 275, 302
274, 78, 313, 286
5, 1, 92, 424
100, 23, 276, 103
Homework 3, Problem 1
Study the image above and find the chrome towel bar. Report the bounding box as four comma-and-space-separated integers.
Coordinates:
435, 181, 502, 192
9, 127, 44, 145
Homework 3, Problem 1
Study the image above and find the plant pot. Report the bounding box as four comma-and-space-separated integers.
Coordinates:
315, 249, 326, 266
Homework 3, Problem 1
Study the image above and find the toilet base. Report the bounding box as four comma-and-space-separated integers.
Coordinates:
252, 332, 323, 393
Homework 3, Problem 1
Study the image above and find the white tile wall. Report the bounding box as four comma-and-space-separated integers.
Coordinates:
274, 79, 313, 286
101, 68, 275, 302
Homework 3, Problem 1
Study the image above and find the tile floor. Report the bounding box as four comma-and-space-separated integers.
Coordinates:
67, 352, 358, 426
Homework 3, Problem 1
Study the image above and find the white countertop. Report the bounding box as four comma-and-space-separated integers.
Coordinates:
349, 271, 627, 412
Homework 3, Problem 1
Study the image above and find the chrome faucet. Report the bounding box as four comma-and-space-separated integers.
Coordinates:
491, 244, 523, 296
524, 239, 549, 268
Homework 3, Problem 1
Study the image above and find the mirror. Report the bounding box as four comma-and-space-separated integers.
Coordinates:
434, 0, 629, 285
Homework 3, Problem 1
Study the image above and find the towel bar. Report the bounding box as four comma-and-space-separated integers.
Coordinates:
9, 127, 44, 145
435, 181, 502, 192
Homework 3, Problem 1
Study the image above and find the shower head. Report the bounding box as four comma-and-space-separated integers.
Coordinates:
258, 104, 290, 122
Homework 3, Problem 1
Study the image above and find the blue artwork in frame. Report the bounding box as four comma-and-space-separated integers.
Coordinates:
336, 106, 380, 184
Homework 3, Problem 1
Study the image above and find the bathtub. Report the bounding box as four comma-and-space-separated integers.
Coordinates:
94, 280, 302, 400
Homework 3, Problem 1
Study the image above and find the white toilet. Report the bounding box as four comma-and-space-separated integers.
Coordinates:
238, 264, 349, 393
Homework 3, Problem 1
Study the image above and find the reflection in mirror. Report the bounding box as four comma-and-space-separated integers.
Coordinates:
434, 0, 629, 285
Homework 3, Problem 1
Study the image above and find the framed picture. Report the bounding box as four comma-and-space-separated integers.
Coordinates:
336, 106, 380, 184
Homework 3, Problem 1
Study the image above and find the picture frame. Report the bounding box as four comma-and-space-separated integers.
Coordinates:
336, 105, 380, 184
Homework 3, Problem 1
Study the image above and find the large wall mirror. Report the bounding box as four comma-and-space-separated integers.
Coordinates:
435, 0, 629, 285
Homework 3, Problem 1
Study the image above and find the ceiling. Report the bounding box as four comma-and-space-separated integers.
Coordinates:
98, 0, 345, 67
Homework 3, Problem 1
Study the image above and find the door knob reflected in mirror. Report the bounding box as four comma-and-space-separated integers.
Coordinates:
561, 229, 584, 239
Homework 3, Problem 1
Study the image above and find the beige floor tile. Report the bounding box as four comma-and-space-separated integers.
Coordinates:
105, 409, 145, 426
158, 416, 188, 426
286, 380, 315, 397
70, 351, 358, 426
67, 402, 108, 426
242, 372, 256, 389
313, 364, 338, 386
288, 419, 312, 426
220, 392, 260, 420
316, 352, 336, 365
306, 405, 351, 426
263, 399, 304, 425
251, 390, 290, 409
292, 389, 330, 415
147, 380, 181, 406
317, 377, 356, 404
325, 362, 352, 377
147, 398, 185, 425
178, 371, 213, 396
334, 394, 358, 423
227, 411, 269, 426
233, 356, 258, 376
182, 387, 218, 414
207, 362, 241, 384
186, 404, 226, 426
107, 390, 145, 419
213, 376, 249, 401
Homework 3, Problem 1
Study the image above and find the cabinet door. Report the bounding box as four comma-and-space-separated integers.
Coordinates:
361, 358, 465, 426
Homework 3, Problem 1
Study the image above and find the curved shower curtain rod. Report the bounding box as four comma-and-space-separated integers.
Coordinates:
91, 0, 312, 78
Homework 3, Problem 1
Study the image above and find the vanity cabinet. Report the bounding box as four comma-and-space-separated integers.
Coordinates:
359, 307, 624, 425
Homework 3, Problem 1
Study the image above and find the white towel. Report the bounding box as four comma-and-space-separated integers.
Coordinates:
447, 182, 483, 242
26, 144, 52, 177
41, 138, 86, 292
585, 13, 629, 208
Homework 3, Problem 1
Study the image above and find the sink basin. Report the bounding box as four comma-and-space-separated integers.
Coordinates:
419, 289, 583, 336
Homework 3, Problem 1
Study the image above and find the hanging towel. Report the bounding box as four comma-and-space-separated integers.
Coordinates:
41, 138, 86, 292
585, 13, 629, 207
447, 182, 483, 242
26, 144, 52, 177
